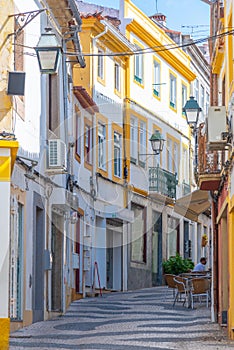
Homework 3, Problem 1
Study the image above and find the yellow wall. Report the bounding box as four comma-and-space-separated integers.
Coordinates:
0, 0, 14, 131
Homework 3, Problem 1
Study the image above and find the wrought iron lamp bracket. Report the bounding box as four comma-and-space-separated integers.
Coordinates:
8, 9, 47, 39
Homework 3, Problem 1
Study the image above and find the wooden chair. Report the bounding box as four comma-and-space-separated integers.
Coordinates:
173, 276, 190, 308
164, 274, 177, 298
190, 277, 210, 309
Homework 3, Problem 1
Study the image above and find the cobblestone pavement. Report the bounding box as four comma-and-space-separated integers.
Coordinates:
10, 286, 234, 350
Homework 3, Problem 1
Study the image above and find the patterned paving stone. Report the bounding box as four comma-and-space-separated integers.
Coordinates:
10, 286, 234, 350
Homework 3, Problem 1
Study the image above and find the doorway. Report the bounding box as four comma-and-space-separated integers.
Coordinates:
32, 193, 45, 323
152, 212, 162, 286
51, 212, 63, 312
106, 220, 122, 291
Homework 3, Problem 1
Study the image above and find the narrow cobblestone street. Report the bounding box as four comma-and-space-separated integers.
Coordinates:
10, 286, 234, 350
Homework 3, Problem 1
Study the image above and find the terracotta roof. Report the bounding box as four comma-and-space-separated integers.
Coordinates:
80, 11, 104, 19
73, 86, 99, 114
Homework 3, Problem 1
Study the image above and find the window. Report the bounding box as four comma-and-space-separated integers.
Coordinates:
114, 62, 121, 93
173, 142, 179, 176
206, 92, 210, 116
131, 204, 146, 263
75, 107, 81, 160
130, 116, 147, 167
194, 79, 199, 101
182, 84, 187, 114
169, 73, 177, 109
130, 117, 138, 163
167, 136, 179, 173
201, 85, 205, 121
134, 44, 143, 85
114, 131, 121, 177
167, 216, 179, 259
167, 138, 173, 172
139, 121, 147, 167
84, 123, 92, 165
153, 60, 160, 97
182, 147, 189, 183
98, 123, 106, 170
97, 48, 104, 80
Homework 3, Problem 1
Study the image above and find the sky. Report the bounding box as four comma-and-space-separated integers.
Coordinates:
83, 0, 210, 38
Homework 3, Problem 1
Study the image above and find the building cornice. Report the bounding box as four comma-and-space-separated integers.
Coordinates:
127, 20, 196, 82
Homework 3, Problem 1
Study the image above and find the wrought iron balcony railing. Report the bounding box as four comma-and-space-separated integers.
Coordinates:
149, 165, 177, 199
197, 124, 223, 175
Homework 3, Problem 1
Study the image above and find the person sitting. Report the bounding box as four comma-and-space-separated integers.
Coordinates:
193, 257, 207, 272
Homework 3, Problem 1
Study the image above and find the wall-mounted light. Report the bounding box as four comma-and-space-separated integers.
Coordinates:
34, 27, 62, 74
149, 130, 165, 155
139, 130, 165, 156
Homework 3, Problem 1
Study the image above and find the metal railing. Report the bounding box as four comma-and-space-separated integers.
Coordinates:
197, 124, 223, 174
149, 165, 177, 199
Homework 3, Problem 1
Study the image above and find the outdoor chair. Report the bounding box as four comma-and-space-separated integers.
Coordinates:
164, 274, 177, 298
173, 276, 190, 308
190, 277, 210, 309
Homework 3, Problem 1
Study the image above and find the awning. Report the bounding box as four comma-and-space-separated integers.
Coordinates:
174, 189, 210, 221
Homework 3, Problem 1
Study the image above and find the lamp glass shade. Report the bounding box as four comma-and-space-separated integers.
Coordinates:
182, 96, 202, 125
35, 30, 62, 74
36, 49, 60, 72
149, 130, 165, 154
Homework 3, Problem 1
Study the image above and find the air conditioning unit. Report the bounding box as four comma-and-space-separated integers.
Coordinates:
48, 139, 67, 171
207, 106, 227, 150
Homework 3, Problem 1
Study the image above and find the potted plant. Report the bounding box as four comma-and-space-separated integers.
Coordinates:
162, 253, 194, 276
202, 234, 208, 247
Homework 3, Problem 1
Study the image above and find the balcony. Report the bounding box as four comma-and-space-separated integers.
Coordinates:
197, 124, 222, 191
149, 165, 177, 199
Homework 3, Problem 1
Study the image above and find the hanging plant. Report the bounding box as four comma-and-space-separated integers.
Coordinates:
202, 234, 208, 247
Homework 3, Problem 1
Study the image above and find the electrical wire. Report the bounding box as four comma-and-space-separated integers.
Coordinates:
14, 27, 232, 58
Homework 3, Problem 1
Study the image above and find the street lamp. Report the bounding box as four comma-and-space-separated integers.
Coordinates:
149, 130, 165, 155
139, 130, 165, 156
183, 96, 202, 178
34, 28, 62, 74
182, 96, 202, 128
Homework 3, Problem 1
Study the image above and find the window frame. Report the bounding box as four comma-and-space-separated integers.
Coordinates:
169, 72, 177, 110
130, 116, 138, 164
153, 58, 161, 99
114, 61, 121, 95
139, 120, 147, 168
112, 123, 123, 182
182, 144, 189, 184
75, 105, 81, 162
131, 203, 147, 264
134, 41, 144, 86
193, 79, 199, 101
96, 114, 108, 177
97, 47, 105, 83
166, 134, 180, 174
130, 114, 147, 168
181, 83, 188, 116
84, 118, 92, 171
